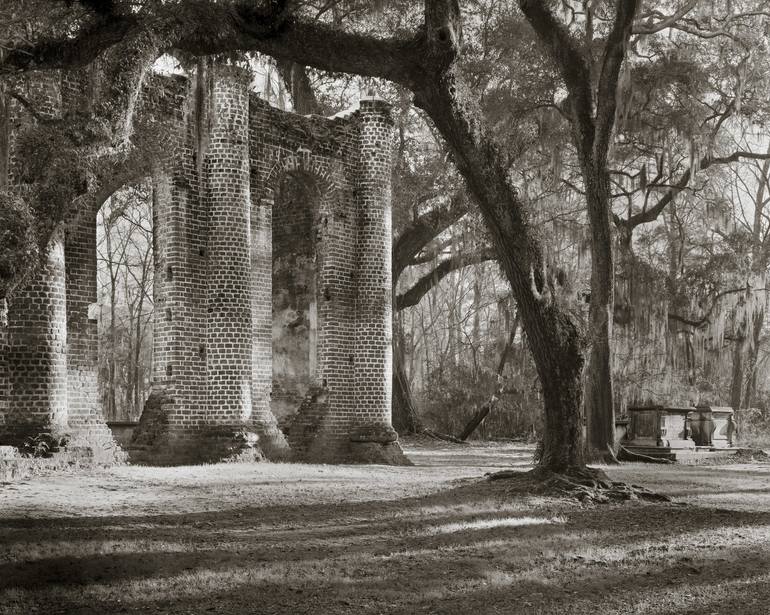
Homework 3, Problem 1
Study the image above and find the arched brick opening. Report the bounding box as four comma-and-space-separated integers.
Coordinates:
93, 183, 155, 426
271, 170, 325, 423
258, 153, 347, 458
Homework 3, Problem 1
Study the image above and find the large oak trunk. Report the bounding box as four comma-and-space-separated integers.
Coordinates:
415, 70, 587, 472
582, 166, 617, 460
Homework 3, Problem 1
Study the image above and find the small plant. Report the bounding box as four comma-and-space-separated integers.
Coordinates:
22, 433, 70, 458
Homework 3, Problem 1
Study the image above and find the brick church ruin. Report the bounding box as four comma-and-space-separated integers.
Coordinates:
0, 61, 408, 465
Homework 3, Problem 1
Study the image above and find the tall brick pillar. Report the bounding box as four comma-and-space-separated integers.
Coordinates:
351, 96, 408, 464
203, 65, 262, 458
65, 216, 121, 459
4, 231, 69, 446
134, 87, 208, 465
250, 194, 290, 458
1, 74, 71, 448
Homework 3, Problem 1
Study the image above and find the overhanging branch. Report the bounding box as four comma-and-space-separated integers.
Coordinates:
396, 247, 495, 310
615, 149, 770, 233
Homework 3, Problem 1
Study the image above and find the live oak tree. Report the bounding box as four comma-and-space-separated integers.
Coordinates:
526, 1, 770, 442
517, 0, 640, 462
587, 1, 770, 413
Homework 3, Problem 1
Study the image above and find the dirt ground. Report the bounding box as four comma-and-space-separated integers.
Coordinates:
2, 438, 770, 614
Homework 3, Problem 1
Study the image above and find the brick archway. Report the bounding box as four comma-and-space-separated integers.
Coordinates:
262, 149, 339, 203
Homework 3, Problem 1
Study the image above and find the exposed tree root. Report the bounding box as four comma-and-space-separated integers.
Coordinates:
487, 466, 671, 504
618, 445, 674, 464
604, 444, 620, 465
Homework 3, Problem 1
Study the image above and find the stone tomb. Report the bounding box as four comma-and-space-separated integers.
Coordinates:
0, 65, 409, 466
621, 405, 738, 462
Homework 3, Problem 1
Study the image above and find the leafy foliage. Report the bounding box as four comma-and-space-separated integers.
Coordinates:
0, 190, 37, 296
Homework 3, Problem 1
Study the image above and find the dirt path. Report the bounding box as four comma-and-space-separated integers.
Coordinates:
2, 440, 770, 614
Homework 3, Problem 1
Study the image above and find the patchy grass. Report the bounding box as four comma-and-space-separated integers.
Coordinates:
2, 440, 770, 614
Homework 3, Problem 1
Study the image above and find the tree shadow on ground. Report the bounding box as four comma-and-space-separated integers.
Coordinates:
3, 477, 770, 614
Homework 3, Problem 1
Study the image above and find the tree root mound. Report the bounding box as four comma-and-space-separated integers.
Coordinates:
487, 466, 671, 504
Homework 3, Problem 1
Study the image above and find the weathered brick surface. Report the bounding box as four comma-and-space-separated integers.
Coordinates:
65, 215, 122, 460
1, 66, 404, 465
205, 66, 255, 426
4, 231, 69, 445
355, 98, 395, 425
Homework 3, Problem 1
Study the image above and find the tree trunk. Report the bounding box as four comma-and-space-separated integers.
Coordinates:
392, 318, 421, 434
414, 69, 586, 472
580, 163, 617, 461
730, 335, 745, 411
516, 0, 638, 466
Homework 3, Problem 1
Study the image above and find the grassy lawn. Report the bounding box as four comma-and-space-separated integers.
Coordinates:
2, 439, 770, 614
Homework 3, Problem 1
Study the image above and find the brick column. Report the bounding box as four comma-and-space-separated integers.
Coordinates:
204, 66, 258, 443
4, 231, 69, 445
1, 74, 70, 448
0, 298, 7, 433
250, 193, 290, 458
351, 96, 408, 464
65, 215, 120, 458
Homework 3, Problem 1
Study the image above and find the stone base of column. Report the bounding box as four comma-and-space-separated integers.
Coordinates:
348, 424, 412, 465
0, 422, 123, 475
66, 421, 126, 465
286, 385, 329, 462
127, 390, 265, 465
1, 445, 111, 482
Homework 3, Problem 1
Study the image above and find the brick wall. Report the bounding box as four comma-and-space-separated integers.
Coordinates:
4, 230, 69, 445
249, 101, 363, 461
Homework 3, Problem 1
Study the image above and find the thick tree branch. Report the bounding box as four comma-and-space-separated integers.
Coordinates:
518, 0, 594, 152
1, 12, 141, 74
177, 13, 427, 88
633, 0, 698, 35
396, 247, 495, 310
1, 1, 427, 89
615, 150, 770, 233
594, 0, 638, 165
393, 191, 468, 280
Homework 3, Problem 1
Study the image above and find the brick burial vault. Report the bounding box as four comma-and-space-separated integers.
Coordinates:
0, 62, 409, 465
